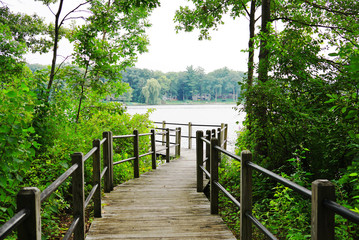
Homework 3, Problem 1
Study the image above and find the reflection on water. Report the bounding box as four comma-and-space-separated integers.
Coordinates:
126, 104, 246, 151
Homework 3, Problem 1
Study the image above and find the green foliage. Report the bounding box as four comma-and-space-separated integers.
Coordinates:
0, 75, 38, 223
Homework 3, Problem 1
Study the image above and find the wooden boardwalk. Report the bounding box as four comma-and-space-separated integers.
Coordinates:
86, 148, 236, 239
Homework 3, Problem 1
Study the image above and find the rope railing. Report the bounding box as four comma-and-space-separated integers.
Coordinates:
196, 130, 359, 239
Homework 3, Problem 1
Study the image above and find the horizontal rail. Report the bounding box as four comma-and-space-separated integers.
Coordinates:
154, 121, 188, 126
324, 199, 359, 224
156, 148, 167, 153
155, 127, 171, 131
155, 140, 164, 143
199, 165, 211, 178
99, 137, 107, 145
100, 166, 108, 180
214, 146, 241, 162
192, 123, 221, 127
201, 137, 210, 145
214, 181, 240, 209
85, 184, 98, 209
114, 157, 136, 165
155, 132, 165, 136
245, 212, 278, 240
246, 161, 312, 199
113, 134, 135, 139
83, 147, 98, 162
40, 163, 79, 202
62, 216, 80, 240
139, 133, 152, 137
0, 208, 29, 239
154, 121, 222, 128
139, 152, 153, 158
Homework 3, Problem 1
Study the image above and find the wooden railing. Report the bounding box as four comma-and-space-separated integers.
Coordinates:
196, 130, 359, 240
154, 121, 228, 149
0, 128, 177, 240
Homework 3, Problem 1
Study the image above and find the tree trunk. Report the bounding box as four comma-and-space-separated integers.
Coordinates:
254, 0, 271, 159
47, 0, 64, 95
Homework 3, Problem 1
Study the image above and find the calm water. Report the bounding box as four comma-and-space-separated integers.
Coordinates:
126, 104, 246, 151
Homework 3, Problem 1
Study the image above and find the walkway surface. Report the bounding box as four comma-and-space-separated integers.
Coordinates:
86, 148, 236, 240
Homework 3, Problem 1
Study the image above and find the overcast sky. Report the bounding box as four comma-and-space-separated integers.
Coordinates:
8, 0, 249, 73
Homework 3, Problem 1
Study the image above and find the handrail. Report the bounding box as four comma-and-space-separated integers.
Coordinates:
156, 121, 227, 149
246, 161, 312, 199
83, 146, 98, 162
324, 199, 359, 224
40, 163, 79, 202
0, 126, 172, 239
62, 216, 80, 240
0, 209, 29, 239
196, 130, 359, 239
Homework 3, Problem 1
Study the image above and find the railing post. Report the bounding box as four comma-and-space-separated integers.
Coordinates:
211, 129, 216, 138
178, 127, 181, 157
205, 130, 211, 179
71, 152, 85, 240
109, 131, 114, 190
102, 131, 112, 193
224, 123, 228, 150
93, 139, 101, 218
17, 187, 41, 240
240, 150, 253, 240
162, 120, 166, 146
166, 128, 170, 163
188, 122, 192, 149
175, 127, 179, 157
151, 129, 156, 170
217, 127, 222, 148
311, 179, 335, 240
133, 129, 140, 178
196, 131, 204, 192
210, 138, 219, 214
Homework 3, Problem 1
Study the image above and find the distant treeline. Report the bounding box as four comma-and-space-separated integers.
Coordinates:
28, 64, 245, 104
120, 66, 244, 104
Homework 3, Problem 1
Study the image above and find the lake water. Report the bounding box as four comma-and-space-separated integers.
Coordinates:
126, 104, 246, 151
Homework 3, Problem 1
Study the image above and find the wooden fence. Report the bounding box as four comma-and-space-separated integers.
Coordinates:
0, 128, 179, 240
0, 122, 228, 240
196, 130, 359, 240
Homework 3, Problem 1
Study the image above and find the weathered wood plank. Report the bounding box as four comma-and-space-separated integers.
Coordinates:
86, 149, 236, 240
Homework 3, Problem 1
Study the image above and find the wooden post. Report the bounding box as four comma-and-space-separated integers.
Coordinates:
217, 127, 222, 148
224, 123, 228, 150
93, 139, 101, 218
17, 187, 41, 240
240, 150, 252, 240
162, 120, 166, 146
133, 129, 140, 178
102, 131, 112, 193
188, 122, 192, 149
311, 179, 335, 240
196, 131, 204, 192
151, 129, 156, 170
178, 127, 181, 156
166, 128, 170, 163
221, 123, 225, 144
109, 131, 114, 190
71, 152, 85, 240
210, 138, 219, 214
211, 129, 216, 138
205, 130, 211, 179
175, 127, 179, 157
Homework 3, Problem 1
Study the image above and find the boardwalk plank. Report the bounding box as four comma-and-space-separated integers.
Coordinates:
86, 149, 236, 240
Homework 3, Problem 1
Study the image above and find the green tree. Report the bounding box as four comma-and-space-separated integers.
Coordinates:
142, 78, 161, 104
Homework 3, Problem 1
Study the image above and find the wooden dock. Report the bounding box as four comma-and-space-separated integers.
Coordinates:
86, 148, 236, 239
